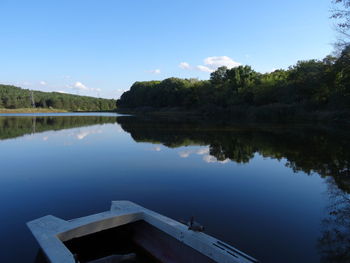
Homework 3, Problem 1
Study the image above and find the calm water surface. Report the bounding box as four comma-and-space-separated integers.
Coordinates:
0, 114, 349, 263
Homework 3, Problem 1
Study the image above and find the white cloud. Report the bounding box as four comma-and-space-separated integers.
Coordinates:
74, 129, 102, 140
74, 81, 88, 91
179, 150, 191, 158
115, 88, 125, 93
146, 145, 162, 152
204, 56, 240, 69
148, 69, 161, 74
64, 81, 101, 94
203, 155, 217, 163
22, 81, 32, 87
179, 62, 191, 69
40, 81, 47, 86
196, 148, 210, 155
203, 155, 229, 164
76, 131, 90, 140
195, 65, 213, 73
153, 146, 161, 152
178, 147, 210, 158
180, 56, 241, 73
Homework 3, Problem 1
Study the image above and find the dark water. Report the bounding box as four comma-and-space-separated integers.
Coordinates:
0, 114, 349, 263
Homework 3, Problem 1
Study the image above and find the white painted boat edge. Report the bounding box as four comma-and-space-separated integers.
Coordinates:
27, 201, 258, 263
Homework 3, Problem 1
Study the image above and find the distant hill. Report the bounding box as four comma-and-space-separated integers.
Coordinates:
0, 84, 116, 111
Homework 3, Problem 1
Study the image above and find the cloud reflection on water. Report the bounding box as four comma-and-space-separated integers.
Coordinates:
178, 147, 229, 164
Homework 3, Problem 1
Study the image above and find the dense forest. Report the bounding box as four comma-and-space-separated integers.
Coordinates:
117, 45, 350, 121
0, 85, 117, 111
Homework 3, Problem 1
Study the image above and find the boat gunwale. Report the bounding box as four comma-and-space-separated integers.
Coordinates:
27, 201, 258, 263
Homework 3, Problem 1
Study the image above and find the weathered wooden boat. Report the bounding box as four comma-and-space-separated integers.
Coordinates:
27, 201, 258, 263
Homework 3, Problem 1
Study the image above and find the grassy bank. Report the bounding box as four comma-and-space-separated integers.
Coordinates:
0, 108, 68, 113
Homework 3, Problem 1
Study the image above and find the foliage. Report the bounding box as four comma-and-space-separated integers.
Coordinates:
117, 47, 350, 117
332, 0, 350, 46
0, 85, 117, 111
334, 45, 350, 103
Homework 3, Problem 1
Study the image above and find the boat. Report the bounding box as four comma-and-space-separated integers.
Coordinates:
27, 201, 258, 263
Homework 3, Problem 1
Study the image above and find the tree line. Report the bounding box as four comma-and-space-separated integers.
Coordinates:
0, 85, 117, 111
117, 46, 350, 121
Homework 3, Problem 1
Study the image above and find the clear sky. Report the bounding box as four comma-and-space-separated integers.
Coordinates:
0, 0, 336, 99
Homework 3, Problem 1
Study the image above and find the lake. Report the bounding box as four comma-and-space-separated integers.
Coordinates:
0, 113, 349, 263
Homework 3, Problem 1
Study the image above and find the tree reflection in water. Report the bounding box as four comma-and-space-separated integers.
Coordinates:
116, 115, 350, 262
318, 177, 350, 262
0, 115, 117, 140
1, 114, 349, 262
117, 116, 350, 190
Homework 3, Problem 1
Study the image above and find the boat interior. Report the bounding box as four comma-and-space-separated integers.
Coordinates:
35, 220, 217, 263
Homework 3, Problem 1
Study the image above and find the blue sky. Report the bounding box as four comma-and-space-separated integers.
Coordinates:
0, 0, 336, 99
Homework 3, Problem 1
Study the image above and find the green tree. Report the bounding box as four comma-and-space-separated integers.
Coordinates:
332, 0, 350, 46
288, 60, 331, 105
210, 66, 228, 85
333, 45, 350, 105
0, 85, 116, 111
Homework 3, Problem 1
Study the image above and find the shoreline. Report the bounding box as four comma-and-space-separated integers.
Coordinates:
0, 108, 68, 113
116, 107, 350, 124
0, 109, 119, 114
